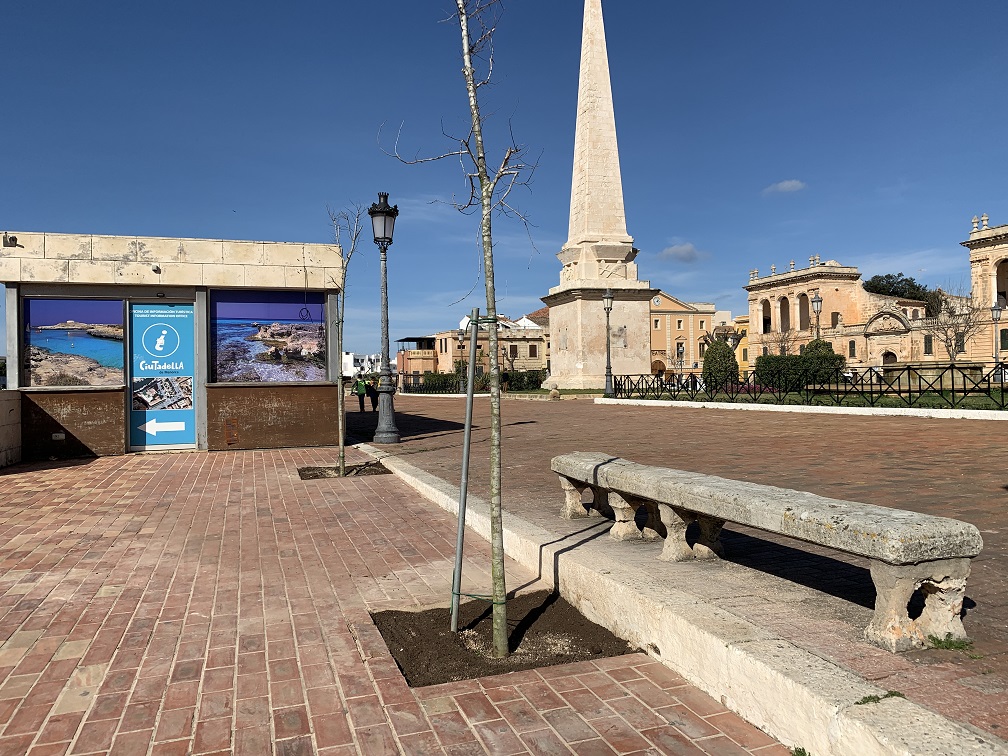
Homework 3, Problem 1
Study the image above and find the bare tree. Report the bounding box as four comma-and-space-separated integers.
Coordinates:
327, 204, 365, 477
917, 285, 986, 362
386, 0, 535, 658
760, 328, 800, 356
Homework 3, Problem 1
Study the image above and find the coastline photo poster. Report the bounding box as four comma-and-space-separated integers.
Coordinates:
209, 290, 326, 382
24, 298, 125, 387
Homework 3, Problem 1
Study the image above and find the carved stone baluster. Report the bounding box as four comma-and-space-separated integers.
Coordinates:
657, 505, 695, 561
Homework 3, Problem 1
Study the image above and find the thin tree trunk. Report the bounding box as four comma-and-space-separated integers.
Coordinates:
457, 0, 508, 659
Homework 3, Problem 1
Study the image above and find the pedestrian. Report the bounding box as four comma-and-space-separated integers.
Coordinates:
366, 378, 379, 412
352, 375, 367, 412
501, 370, 510, 393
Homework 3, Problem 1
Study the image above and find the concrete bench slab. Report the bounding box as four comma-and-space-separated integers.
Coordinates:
552, 451, 984, 652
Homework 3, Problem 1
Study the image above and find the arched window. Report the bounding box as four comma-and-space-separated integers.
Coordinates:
849, 340, 856, 358
778, 297, 791, 332
798, 294, 810, 331
761, 300, 771, 334
912, 309, 919, 320
997, 259, 1008, 308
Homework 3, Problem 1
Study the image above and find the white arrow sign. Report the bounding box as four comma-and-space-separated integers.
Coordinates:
139, 418, 186, 436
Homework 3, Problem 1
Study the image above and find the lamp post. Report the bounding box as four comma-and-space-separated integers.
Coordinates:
991, 301, 1002, 367
811, 291, 823, 340
602, 289, 614, 398
368, 192, 401, 444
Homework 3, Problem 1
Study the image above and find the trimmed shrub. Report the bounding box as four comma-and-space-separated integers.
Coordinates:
803, 339, 846, 384
701, 340, 739, 392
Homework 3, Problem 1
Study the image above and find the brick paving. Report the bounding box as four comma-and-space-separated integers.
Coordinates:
347, 396, 1008, 739
0, 448, 786, 755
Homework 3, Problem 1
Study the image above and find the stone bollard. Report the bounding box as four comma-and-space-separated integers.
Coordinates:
549, 384, 561, 401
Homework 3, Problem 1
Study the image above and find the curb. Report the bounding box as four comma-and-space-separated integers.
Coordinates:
596, 397, 1008, 421
357, 442, 1008, 756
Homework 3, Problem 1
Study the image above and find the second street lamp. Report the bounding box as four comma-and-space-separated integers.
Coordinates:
368, 192, 401, 444
602, 289, 614, 398
992, 301, 1002, 366
811, 291, 823, 340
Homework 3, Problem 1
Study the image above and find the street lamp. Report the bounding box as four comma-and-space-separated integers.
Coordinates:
602, 289, 614, 398
368, 192, 401, 444
991, 301, 1002, 366
811, 291, 823, 340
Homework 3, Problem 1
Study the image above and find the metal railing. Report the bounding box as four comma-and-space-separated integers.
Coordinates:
613, 363, 1008, 410
398, 374, 464, 394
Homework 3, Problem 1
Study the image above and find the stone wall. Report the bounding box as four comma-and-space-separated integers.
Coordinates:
0, 232, 342, 289
0, 391, 21, 468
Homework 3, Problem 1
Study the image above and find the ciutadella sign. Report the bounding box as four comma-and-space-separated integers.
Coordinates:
128, 302, 196, 450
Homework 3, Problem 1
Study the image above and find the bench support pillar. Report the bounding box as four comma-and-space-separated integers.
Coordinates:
558, 476, 606, 519
865, 558, 972, 653
657, 506, 725, 561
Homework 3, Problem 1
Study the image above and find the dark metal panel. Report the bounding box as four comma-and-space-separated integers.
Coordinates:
22, 390, 126, 460
206, 385, 340, 451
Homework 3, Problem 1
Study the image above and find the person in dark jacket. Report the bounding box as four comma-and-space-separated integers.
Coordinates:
366, 378, 379, 412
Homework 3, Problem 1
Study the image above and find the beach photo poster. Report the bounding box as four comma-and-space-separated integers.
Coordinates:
209, 290, 326, 383
23, 298, 125, 387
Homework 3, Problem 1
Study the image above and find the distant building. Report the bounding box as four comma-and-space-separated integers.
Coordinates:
648, 292, 728, 374
746, 215, 1008, 369
396, 312, 550, 378
342, 352, 380, 376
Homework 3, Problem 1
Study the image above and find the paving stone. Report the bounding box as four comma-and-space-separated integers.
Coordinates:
0, 449, 783, 754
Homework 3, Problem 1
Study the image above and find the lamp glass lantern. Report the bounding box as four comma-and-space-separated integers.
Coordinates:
992, 302, 1003, 324
602, 289, 614, 313
811, 292, 823, 315
368, 192, 398, 245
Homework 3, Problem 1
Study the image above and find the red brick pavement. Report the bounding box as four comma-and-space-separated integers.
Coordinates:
0, 449, 786, 754
346, 396, 1008, 739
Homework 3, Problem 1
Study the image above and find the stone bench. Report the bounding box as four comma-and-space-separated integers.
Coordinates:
551, 451, 984, 652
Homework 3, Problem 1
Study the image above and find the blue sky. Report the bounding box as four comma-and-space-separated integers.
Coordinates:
2, 1, 1007, 355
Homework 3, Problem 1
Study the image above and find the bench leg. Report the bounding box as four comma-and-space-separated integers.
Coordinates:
865, 558, 972, 653
608, 493, 642, 540
693, 516, 725, 560
657, 505, 695, 561
558, 476, 591, 519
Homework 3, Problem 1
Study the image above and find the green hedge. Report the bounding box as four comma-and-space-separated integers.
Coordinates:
754, 340, 846, 390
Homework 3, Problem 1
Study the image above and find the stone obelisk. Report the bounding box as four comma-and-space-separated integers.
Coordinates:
541, 0, 655, 390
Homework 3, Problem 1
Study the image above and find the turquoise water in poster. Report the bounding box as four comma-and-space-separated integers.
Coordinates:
129, 303, 196, 448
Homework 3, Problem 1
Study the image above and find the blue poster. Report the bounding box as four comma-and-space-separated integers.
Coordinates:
129, 303, 196, 448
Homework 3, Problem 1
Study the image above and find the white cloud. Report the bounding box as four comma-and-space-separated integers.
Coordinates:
761, 179, 807, 196
658, 242, 702, 263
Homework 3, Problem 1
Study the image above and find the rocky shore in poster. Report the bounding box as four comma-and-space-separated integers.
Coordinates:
28, 346, 124, 386
214, 321, 325, 382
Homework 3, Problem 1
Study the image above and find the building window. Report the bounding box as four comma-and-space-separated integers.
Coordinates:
529, 344, 538, 358
848, 340, 856, 358
831, 312, 840, 328
955, 332, 965, 354
698, 342, 706, 357
677, 319, 683, 330
699, 320, 705, 330
924, 334, 933, 355
742, 348, 747, 362
509, 344, 519, 358
762, 346, 769, 356
654, 319, 660, 329
799, 344, 805, 355
912, 309, 919, 320
1001, 328, 1008, 352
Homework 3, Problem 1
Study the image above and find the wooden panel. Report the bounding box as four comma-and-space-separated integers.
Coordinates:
206, 385, 340, 451
22, 390, 125, 460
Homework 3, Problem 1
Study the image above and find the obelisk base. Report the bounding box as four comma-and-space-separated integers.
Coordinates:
542, 282, 657, 390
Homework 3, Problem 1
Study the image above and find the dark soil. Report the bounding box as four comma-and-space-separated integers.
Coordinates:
297, 462, 391, 479
372, 590, 636, 687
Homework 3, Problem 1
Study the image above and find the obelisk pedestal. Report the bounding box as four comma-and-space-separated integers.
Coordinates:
542, 0, 655, 390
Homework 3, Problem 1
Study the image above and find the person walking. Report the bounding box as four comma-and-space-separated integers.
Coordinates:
352, 375, 367, 412
366, 378, 379, 412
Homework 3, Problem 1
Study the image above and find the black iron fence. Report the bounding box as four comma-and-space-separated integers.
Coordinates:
613, 363, 1008, 410
399, 373, 465, 394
